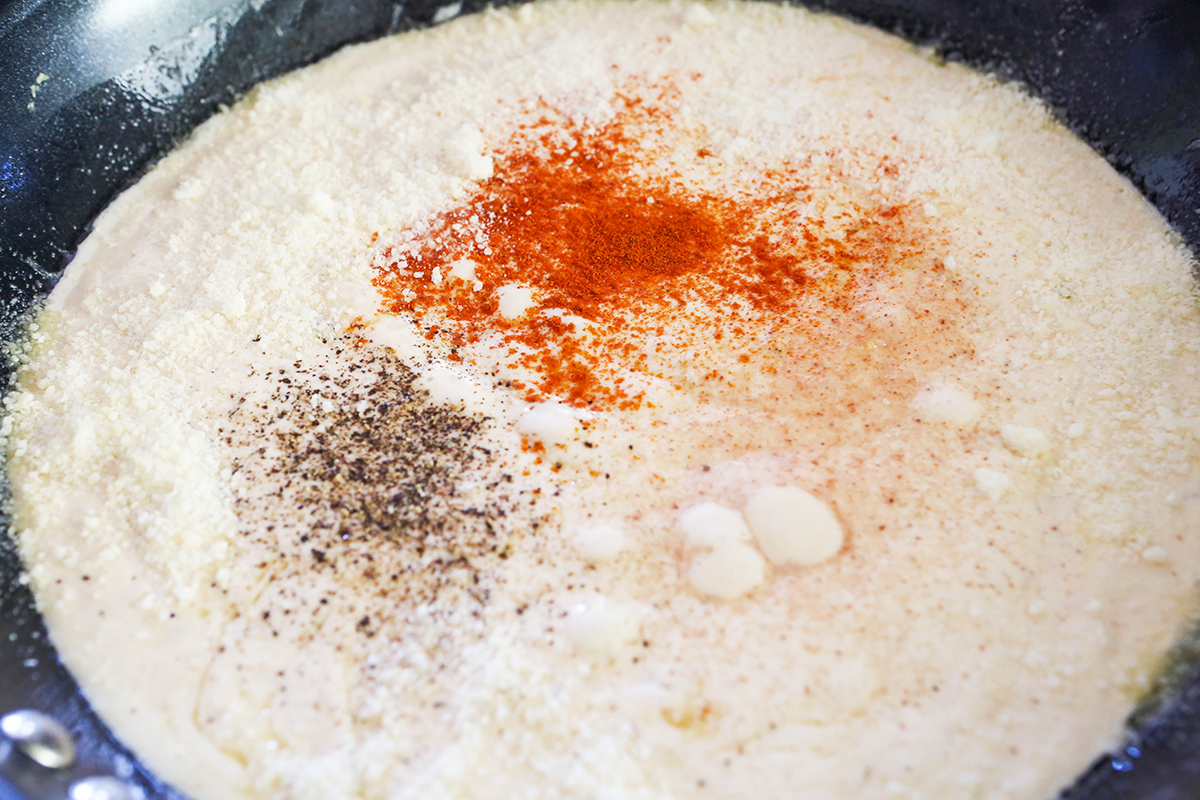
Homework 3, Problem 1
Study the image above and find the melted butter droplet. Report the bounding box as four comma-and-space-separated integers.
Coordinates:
570, 524, 626, 563
744, 486, 844, 566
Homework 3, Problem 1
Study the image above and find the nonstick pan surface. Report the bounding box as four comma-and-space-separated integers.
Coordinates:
2, 1, 1200, 798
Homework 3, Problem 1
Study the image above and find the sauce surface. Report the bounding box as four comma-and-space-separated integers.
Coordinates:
5, 2, 1200, 799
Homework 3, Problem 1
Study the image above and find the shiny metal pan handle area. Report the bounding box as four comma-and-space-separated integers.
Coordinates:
1, 709, 136, 800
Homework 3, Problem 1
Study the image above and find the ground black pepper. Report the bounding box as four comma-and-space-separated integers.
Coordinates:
215, 335, 546, 643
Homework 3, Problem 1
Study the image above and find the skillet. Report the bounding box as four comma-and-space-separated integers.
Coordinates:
1, 0, 1200, 797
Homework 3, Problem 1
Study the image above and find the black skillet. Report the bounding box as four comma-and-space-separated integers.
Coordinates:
2, 0, 1200, 798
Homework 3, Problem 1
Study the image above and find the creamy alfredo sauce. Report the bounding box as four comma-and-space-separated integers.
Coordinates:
5, 1, 1200, 799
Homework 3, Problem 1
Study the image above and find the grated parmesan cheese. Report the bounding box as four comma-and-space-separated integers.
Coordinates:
5, 2, 1200, 799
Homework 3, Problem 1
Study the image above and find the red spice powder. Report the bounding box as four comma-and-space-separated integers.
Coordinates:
371, 82, 956, 411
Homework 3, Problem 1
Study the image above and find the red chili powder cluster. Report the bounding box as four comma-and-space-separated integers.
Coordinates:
371, 84, 941, 411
